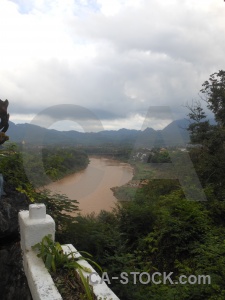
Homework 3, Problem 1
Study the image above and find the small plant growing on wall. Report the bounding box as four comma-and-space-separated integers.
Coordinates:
32, 234, 102, 300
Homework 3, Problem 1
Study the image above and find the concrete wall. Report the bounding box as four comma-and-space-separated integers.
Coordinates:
19, 204, 119, 300
19, 204, 62, 300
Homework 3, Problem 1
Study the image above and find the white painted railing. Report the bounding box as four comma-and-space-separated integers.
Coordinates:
19, 204, 119, 300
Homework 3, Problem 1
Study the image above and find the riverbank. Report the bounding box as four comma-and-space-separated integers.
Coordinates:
111, 161, 154, 202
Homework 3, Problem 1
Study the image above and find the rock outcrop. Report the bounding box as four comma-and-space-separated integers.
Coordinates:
0, 188, 32, 299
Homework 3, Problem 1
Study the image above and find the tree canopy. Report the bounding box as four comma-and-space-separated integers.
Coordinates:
200, 70, 225, 126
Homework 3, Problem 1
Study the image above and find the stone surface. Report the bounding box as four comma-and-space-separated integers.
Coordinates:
0, 189, 32, 300
29, 204, 46, 220
62, 244, 120, 300
19, 205, 55, 251
0, 190, 30, 239
24, 251, 62, 300
0, 242, 32, 300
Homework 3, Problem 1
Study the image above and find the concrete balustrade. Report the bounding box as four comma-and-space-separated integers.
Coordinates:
19, 204, 62, 300
19, 204, 55, 252
19, 204, 119, 300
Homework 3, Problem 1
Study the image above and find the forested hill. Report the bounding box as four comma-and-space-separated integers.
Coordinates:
7, 118, 191, 147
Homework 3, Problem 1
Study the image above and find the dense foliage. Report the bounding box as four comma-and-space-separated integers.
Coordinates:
57, 71, 225, 299
80, 145, 133, 162
0, 144, 86, 230
25, 146, 89, 185
2, 70, 225, 299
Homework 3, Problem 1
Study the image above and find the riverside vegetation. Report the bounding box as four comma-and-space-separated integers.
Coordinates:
1, 70, 225, 299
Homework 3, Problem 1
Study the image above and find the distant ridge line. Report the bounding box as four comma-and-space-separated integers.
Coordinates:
7, 118, 195, 147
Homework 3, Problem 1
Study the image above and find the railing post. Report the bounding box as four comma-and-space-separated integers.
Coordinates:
19, 204, 55, 252
19, 204, 62, 300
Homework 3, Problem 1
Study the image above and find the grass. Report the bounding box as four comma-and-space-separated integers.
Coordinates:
131, 162, 154, 180
111, 161, 154, 202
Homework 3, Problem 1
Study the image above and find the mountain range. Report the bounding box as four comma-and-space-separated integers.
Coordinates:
5, 118, 193, 147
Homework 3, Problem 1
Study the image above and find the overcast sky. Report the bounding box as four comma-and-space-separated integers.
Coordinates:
0, 0, 224, 132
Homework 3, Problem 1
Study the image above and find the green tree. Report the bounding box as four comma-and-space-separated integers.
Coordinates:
201, 70, 225, 126
186, 101, 211, 144
0, 143, 80, 232
35, 189, 80, 232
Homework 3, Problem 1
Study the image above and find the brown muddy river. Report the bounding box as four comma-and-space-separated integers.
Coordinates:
44, 157, 133, 215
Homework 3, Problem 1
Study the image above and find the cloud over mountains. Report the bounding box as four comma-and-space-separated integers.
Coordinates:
0, 0, 223, 131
